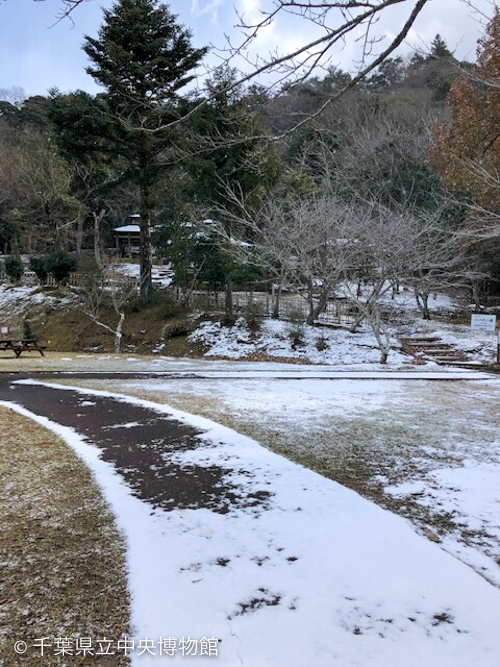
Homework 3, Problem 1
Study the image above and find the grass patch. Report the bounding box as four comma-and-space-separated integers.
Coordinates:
0, 408, 130, 666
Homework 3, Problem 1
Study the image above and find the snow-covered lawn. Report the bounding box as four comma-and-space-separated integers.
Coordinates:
94, 371, 500, 590
4, 380, 500, 667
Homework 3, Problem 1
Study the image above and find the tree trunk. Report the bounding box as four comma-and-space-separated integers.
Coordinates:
306, 287, 328, 325
367, 305, 390, 364
139, 157, 153, 305
471, 279, 482, 311
349, 309, 365, 333
224, 273, 233, 317
421, 291, 431, 320
76, 214, 84, 255
114, 311, 125, 353
414, 289, 431, 320
93, 209, 106, 269
272, 283, 282, 319
306, 277, 315, 323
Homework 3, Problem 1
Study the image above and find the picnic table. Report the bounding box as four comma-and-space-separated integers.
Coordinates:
0, 339, 46, 357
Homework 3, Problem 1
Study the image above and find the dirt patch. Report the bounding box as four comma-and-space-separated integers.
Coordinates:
0, 407, 130, 666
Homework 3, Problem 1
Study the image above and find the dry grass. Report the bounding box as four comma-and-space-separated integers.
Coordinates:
0, 407, 130, 666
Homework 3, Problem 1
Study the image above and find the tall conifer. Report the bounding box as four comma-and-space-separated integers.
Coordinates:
83, 0, 207, 302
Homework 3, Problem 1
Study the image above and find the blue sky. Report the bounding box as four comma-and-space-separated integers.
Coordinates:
0, 0, 494, 99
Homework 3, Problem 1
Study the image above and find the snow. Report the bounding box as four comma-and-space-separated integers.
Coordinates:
0, 284, 73, 319
375, 284, 459, 313
3, 281, 500, 663
386, 461, 500, 587
189, 317, 411, 365
113, 370, 500, 585
4, 381, 500, 666
114, 225, 141, 233
114, 263, 173, 287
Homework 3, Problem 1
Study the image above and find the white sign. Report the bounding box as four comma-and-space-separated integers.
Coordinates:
0, 326, 8, 335
471, 314, 497, 332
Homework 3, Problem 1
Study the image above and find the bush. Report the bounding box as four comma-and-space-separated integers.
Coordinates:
23, 318, 34, 339
220, 313, 237, 327
315, 334, 329, 351
29, 256, 49, 284
243, 300, 264, 334
4, 256, 24, 283
45, 250, 77, 285
164, 322, 189, 338
288, 322, 305, 349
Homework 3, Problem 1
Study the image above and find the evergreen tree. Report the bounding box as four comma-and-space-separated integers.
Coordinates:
430, 34, 453, 59
186, 66, 280, 314
83, 0, 207, 302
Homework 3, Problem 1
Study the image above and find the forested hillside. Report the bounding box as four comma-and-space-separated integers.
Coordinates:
3, 2, 500, 354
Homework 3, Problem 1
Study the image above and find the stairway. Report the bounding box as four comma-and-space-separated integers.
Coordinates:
400, 336, 466, 365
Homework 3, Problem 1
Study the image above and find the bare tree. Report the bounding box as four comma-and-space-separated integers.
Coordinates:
222, 176, 472, 362
29, 0, 86, 20
219, 1, 430, 130
76, 260, 137, 353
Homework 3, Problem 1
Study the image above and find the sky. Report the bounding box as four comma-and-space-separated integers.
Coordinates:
0, 0, 496, 99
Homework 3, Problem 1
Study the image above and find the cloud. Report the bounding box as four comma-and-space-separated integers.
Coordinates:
191, 0, 225, 24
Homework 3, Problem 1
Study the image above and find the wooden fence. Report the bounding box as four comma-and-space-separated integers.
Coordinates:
193, 291, 359, 327
0, 269, 357, 327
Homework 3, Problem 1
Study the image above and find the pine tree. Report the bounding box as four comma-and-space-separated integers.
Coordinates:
429, 34, 452, 59
83, 0, 207, 302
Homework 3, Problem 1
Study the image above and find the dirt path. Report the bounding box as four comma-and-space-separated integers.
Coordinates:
0, 377, 271, 515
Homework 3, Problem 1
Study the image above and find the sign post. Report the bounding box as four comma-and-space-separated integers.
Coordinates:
470, 315, 498, 364
470, 314, 497, 332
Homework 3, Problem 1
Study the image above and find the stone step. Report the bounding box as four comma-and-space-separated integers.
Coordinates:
401, 337, 440, 343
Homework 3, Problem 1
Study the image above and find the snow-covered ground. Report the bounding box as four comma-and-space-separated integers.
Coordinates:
188, 317, 409, 365
2, 280, 500, 664
0, 284, 72, 319
188, 315, 498, 367
108, 372, 500, 587
0, 279, 497, 366
114, 262, 173, 287
4, 382, 500, 667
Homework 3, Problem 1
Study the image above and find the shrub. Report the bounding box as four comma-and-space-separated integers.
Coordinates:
23, 318, 34, 339
4, 256, 24, 283
288, 322, 305, 349
220, 313, 237, 327
243, 300, 264, 334
164, 322, 189, 338
315, 334, 329, 351
29, 256, 49, 284
45, 250, 77, 285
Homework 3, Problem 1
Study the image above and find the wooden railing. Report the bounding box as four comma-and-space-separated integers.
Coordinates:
192, 291, 359, 326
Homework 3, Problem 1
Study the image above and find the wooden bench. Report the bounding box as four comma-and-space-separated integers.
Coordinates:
0, 339, 46, 357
